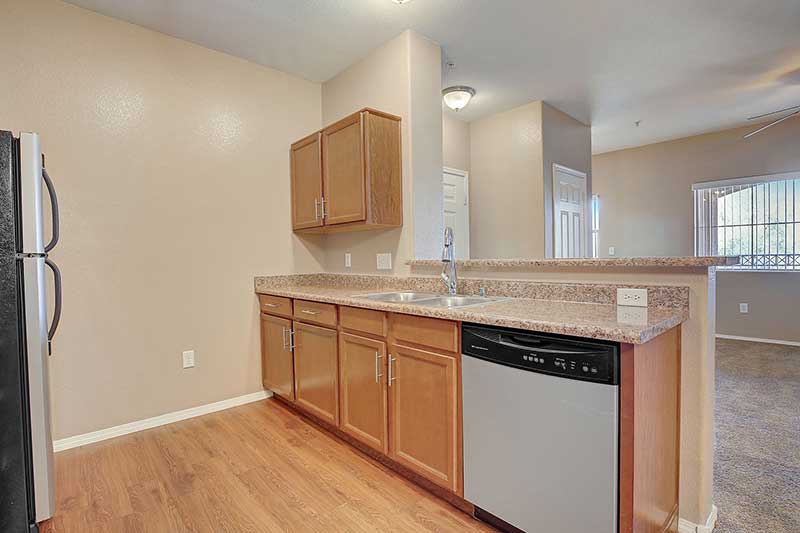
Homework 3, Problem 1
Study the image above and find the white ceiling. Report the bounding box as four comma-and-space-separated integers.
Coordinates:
67, 0, 800, 153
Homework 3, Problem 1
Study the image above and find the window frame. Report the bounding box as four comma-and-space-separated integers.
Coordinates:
692, 171, 800, 271
590, 194, 600, 258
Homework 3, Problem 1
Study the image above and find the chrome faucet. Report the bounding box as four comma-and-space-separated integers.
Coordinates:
441, 226, 458, 296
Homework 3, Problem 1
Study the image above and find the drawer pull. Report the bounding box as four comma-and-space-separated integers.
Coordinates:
388, 355, 396, 386
301, 309, 321, 315
375, 352, 384, 383
262, 303, 280, 308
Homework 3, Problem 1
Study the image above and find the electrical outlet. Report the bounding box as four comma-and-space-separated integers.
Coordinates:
182, 350, 195, 369
739, 303, 749, 314
617, 288, 648, 307
617, 306, 648, 326
376, 253, 392, 270
608, 246, 616, 256
345, 253, 352, 268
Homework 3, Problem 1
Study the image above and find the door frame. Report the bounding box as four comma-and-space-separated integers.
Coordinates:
443, 166, 470, 259
551, 163, 588, 258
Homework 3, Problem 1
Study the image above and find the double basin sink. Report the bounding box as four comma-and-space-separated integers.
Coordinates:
354, 291, 509, 309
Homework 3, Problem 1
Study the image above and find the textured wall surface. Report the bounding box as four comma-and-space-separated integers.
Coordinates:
318, 30, 442, 273
0, 0, 323, 439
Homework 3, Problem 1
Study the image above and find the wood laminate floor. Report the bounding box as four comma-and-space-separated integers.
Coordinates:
40, 398, 495, 533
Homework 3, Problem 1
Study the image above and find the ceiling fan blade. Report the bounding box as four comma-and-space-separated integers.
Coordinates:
747, 104, 800, 121
743, 109, 800, 139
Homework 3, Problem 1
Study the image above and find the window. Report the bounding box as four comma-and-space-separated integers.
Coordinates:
693, 172, 800, 270
591, 194, 600, 258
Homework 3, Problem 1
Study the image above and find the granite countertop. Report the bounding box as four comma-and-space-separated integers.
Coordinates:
255, 283, 687, 345
407, 256, 739, 270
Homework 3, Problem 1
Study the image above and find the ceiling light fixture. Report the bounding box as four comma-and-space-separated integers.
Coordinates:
442, 86, 475, 112
391, 0, 413, 4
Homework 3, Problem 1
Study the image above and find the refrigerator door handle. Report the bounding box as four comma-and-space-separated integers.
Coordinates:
42, 166, 59, 252
44, 258, 62, 350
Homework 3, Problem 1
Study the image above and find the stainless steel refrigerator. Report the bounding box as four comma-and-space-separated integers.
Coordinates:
1, 131, 61, 532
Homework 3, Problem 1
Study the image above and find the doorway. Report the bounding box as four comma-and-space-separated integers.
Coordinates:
552, 164, 588, 258
443, 167, 470, 259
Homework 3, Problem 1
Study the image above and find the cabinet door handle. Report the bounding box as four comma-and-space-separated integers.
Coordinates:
375, 352, 384, 383
314, 198, 320, 221
321, 196, 327, 220
263, 303, 280, 308
282, 327, 288, 350
289, 329, 296, 350
300, 309, 321, 315
388, 355, 396, 386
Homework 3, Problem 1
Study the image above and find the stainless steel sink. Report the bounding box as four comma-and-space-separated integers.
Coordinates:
355, 292, 509, 308
355, 291, 438, 303
415, 295, 510, 308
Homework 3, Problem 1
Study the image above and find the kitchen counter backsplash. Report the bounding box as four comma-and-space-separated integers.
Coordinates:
254, 273, 689, 310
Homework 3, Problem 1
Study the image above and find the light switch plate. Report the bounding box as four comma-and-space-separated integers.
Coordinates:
182, 350, 195, 369
617, 288, 648, 307
345, 253, 352, 268
376, 253, 392, 270
608, 246, 616, 256
739, 303, 749, 314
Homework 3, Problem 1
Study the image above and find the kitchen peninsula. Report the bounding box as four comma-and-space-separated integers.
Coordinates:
254, 256, 733, 532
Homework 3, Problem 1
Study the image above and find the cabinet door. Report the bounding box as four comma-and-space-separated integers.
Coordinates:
293, 322, 339, 425
388, 343, 460, 493
322, 113, 366, 225
291, 132, 323, 230
339, 333, 388, 454
260, 314, 294, 401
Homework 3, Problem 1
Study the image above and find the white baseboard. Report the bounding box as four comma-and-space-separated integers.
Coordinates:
53, 390, 273, 452
716, 334, 800, 347
679, 505, 718, 533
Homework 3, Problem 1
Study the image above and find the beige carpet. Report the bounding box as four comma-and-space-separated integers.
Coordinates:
713, 338, 800, 532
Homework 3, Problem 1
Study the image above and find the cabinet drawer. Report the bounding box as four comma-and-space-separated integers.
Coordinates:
258, 294, 293, 318
294, 299, 337, 327
389, 314, 459, 353
340, 306, 387, 337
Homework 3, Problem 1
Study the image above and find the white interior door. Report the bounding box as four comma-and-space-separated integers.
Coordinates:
443, 167, 470, 259
553, 164, 588, 258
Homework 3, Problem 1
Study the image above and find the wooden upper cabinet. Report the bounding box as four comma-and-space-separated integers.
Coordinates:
322, 113, 366, 225
339, 333, 388, 454
260, 314, 295, 401
291, 132, 323, 230
290, 108, 402, 234
388, 343, 460, 494
292, 321, 339, 425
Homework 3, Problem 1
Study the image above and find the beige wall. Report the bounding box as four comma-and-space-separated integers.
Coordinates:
317, 31, 442, 272
593, 116, 800, 342
1, 0, 323, 439
541, 103, 592, 257
717, 272, 800, 342
443, 112, 470, 172
467, 101, 592, 259
469, 101, 545, 258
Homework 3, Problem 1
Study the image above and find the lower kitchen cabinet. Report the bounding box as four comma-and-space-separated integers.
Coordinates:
388, 343, 460, 493
260, 313, 295, 401
293, 321, 339, 425
339, 333, 389, 454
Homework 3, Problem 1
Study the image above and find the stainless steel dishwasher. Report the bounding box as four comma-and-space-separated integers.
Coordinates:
462, 324, 620, 533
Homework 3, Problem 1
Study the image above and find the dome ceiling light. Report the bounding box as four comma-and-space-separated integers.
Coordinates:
442, 86, 476, 112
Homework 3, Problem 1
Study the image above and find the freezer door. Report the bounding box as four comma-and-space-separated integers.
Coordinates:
21, 256, 55, 522
18, 132, 44, 255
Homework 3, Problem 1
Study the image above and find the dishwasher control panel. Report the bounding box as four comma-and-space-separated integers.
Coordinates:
462, 324, 619, 385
